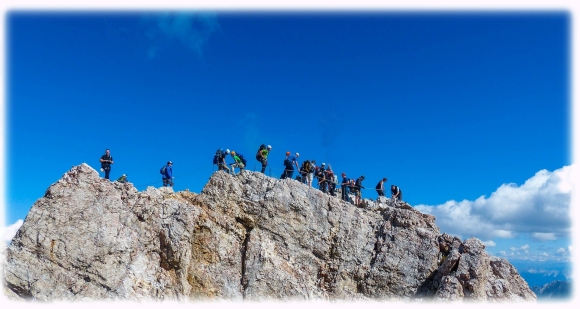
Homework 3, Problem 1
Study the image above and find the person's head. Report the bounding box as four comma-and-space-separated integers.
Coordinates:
267, 145, 272, 150
312, 160, 316, 165
231, 151, 236, 156
321, 163, 326, 167
105, 149, 110, 155
391, 185, 395, 188
383, 178, 387, 182
226, 149, 230, 154
341, 172, 346, 177
361, 175, 365, 180
167, 161, 173, 166
286, 151, 290, 156
295, 152, 300, 158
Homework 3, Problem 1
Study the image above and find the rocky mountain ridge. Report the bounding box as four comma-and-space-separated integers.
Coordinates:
531, 280, 572, 299
3, 163, 536, 301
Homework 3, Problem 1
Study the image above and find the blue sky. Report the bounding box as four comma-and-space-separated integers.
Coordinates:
3, 11, 572, 287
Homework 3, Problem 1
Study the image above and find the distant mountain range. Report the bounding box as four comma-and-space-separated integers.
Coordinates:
531, 280, 572, 299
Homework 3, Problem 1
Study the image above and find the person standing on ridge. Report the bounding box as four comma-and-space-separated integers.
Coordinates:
282, 152, 299, 179
256, 145, 272, 173
325, 165, 336, 196
230, 151, 245, 175
214, 148, 231, 173
341, 173, 350, 202
354, 175, 365, 206
376, 178, 387, 198
100, 149, 114, 180
391, 185, 402, 201
162, 161, 174, 187
316, 163, 327, 192
300, 159, 313, 185
306, 160, 316, 187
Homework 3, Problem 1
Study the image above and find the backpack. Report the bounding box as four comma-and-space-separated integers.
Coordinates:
213, 149, 223, 164
237, 153, 247, 166
160, 166, 167, 175
326, 170, 334, 180
302, 160, 312, 173
256, 146, 265, 161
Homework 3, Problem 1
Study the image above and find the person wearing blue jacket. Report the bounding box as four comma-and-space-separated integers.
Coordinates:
282, 152, 300, 179
162, 161, 173, 187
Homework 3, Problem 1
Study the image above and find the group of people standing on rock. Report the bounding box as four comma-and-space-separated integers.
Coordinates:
212, 144, 404, 206
99, 149, 175, 188
97, 146, 403, 203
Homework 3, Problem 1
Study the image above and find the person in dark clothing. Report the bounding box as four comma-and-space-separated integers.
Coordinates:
354, 175, 365, 206
376, 178, 387, 197
316, 163, 327, 192
100, 149, 114, 180
341, 173, 350, 202
325, 166, 336, 196
391, 185, 402, 201
217, 149, 231, 173
162, 161, 174, 187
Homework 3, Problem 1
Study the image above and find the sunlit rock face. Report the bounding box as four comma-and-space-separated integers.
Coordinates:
4, 163, 536, 302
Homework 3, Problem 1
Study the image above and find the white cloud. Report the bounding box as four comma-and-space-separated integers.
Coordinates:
482, 240, 496, 247
556, 248, 566, 254
524, 268, 563, 278
415, 165, 571, 241
493, 230, 515, 238
532, 232, 557, 241
2, 220, 23, 243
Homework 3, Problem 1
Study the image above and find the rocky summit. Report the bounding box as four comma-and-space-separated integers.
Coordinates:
3, 163, 536, 302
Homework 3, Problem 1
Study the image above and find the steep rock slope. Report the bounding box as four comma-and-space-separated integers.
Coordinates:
4, 164, 536, 301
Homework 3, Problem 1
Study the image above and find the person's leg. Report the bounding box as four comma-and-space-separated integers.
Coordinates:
104, 167, 110, 179
261, 160, 267, 173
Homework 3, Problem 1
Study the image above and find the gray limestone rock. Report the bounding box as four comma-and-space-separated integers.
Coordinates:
4, 164, 536, 302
